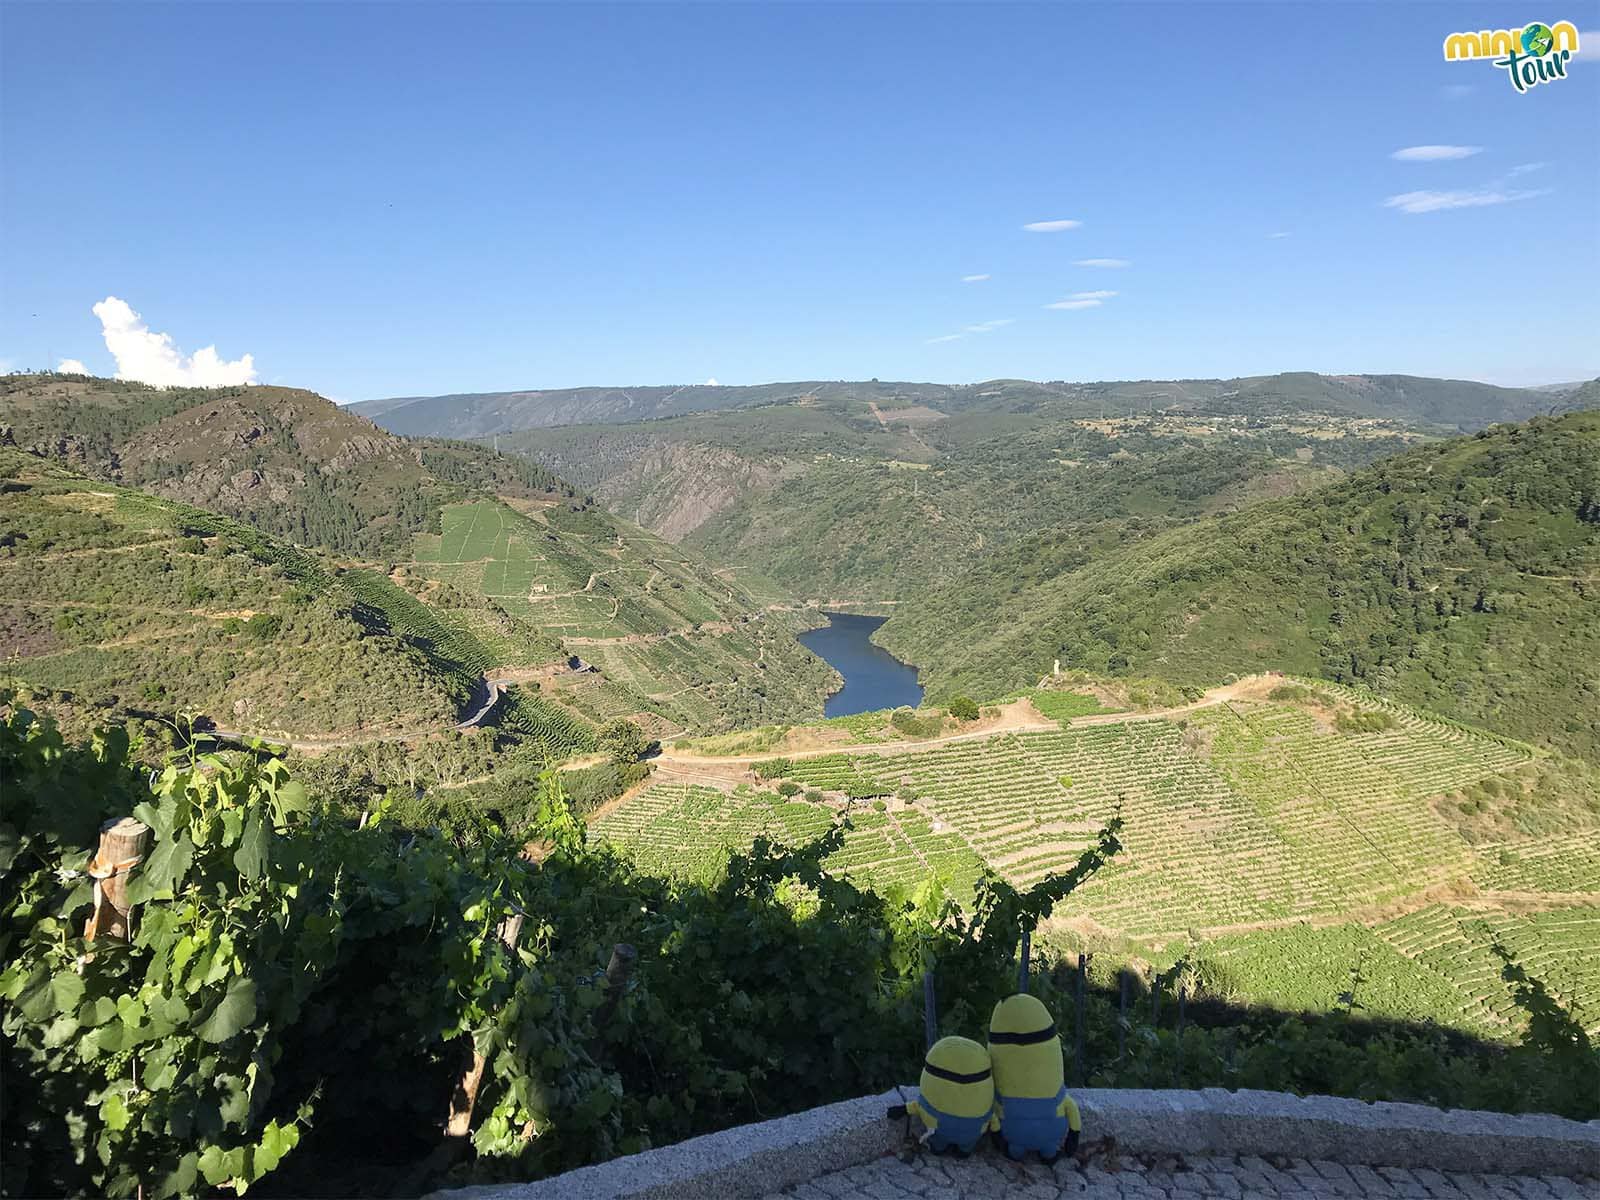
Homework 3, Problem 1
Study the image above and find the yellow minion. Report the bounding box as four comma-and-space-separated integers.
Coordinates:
987, 993, 1081, 1161
903, 1036, 997, 1155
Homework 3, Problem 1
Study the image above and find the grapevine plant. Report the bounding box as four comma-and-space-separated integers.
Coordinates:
3, 702, 1595, 1199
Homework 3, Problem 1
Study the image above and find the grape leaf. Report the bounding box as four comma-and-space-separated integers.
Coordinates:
195, 976, 257, 1044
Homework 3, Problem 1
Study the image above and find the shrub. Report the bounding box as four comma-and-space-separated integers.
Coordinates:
776, 781, 801, 798
753, 757, 792, 780
1335, 709, 1397, 734
244, 612, 282, 640
946, 696, 979, 722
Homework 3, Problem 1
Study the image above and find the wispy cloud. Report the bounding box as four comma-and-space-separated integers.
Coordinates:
1023, 219, 1082, 233
1508, 162, 1547, 176
1073, 258, 1129, 268
1267, 231, 1291, 239
1045, 297, 1105, 310
1440, 83, 1475, 99
961, 273, 991, 283
1573, 31, 1600, 61
1383, 187, 1548, 214
1390, 144, 1482, 161
927, 317, 1014, 344
84, 296, 256, 387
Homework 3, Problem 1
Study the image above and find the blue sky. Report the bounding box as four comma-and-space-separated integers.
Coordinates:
2, 2, 1596, 399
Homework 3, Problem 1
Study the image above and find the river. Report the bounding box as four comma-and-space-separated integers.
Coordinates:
797, 611, 924, 717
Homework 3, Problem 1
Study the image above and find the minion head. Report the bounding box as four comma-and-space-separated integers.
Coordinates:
988, 993, 1064, 1099
919, 1035, 994, 1119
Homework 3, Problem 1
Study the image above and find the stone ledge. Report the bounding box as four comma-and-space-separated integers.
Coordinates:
430, 1088, 1600, 1200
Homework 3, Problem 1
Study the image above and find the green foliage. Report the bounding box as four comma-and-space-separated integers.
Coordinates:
1, 711, 1145, 1197
1334, 708, 1397, 734
596, 718, 650, 765
885, 412, 1600, 759
752, 757, 792, 780
946, 696, 979, 722
889, 708, 942, 738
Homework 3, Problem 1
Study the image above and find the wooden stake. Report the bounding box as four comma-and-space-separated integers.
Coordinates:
84, 817, 151, 943
594, 942, 638, 1032
443, 911, 525, 1142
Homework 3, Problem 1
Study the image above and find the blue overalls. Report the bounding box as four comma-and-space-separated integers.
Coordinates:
996, 1088, 1069, 1158
914, 1097, 993, 1154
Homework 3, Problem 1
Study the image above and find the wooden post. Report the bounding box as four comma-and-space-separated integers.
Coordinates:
594, 942, 638, 1032
1073, 953, 1086, 1087
443, 911, 526, 1143
84, 817, 152, 943
1175, 979, 1187, 1086
1117, 970, 1128, 1061
922, 969, 937, 1051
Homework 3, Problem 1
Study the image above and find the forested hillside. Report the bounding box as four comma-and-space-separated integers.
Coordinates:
880, 412, 1600, 759
358, 372, 1566, 439
502, 404, 1420, 603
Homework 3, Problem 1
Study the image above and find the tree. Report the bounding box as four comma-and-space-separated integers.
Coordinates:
597, 718, 650, 764
947, 695, 979, 722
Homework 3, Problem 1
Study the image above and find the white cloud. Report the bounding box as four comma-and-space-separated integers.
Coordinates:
1508, 162, 1547, 176
1573, 32, 1599, 61
1023, 219, 1082, 232
1383, 187, 1548, 214
705, 377, 720, 386
1390, 145, 1482, 161
961, 273, 991, 283
58, 359, 90, 375
1045, 299, 1103, 311
1073, 258, 1129, 268
963, 319, 1014, 334
925, 334, 963, 344
1267, 231, 1291, 239
88, 296, 256, 387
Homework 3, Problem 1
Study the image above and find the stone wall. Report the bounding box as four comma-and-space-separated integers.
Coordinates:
432, 1088, 1600, 1200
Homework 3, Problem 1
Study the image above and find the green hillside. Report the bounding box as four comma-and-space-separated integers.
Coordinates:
596, 681, 1600, 1039
880, 411, 1600, 760
0, 373, 577, 557
357, 372, 1561, 439
0, 451, 470, 740
0, 376, 840, 739
499, 395, 1433, 603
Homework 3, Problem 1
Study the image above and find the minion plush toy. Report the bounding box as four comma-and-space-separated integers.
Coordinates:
898, 1036, 997, 1154
987, 994, 1082, 1162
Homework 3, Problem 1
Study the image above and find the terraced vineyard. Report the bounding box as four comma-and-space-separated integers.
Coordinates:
404, 500, 835, 731
594, 686, 1600, 1038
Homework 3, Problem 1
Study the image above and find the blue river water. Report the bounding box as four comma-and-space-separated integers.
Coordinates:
797, 611, 924, 717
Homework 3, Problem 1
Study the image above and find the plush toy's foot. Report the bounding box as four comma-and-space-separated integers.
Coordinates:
1005, 1144, 1027, 1162
1039, 1151, 1059, 1165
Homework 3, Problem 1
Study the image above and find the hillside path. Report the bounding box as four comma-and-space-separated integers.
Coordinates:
656, 675, 1279, 771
